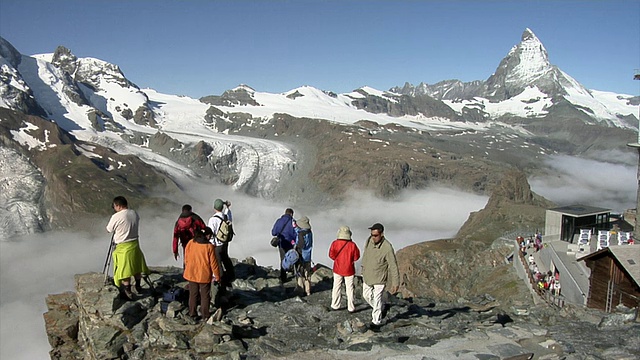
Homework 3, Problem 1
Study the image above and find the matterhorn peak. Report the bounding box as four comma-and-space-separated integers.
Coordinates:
483, 28, 555, 100
509, 28, 551, 82
521, 28, 537, 42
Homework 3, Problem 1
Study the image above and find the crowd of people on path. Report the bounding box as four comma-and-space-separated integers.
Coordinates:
517, 234, 561, 299
106, 196, 400, 330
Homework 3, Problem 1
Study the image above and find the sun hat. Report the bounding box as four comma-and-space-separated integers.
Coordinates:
337, 226, 352, 240
296, 216, 311, 229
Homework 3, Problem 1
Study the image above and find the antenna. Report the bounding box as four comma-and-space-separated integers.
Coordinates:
631, 70, 640, 240
636, 69, 640, 143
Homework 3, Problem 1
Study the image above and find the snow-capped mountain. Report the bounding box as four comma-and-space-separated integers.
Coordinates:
0, 28, 638, 238
391, 29, 638, 127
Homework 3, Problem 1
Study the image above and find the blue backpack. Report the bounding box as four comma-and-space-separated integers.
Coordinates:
281, 249, 300, 270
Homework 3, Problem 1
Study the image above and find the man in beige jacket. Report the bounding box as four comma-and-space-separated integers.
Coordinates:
361, 223, 399, 330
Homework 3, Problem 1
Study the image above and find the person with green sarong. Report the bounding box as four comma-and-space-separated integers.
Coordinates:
106, 196, 150, 300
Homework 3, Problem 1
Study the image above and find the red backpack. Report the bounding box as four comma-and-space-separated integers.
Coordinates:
176, 215, 203, 246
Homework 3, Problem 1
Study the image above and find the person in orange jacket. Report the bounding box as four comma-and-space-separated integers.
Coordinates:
183, 227, 221, 320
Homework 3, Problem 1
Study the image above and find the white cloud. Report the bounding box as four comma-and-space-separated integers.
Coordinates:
529, 154, 637, 213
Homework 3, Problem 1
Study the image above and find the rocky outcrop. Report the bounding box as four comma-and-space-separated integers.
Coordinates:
44, 259, 640, 360
0, 37, 48, 117
396, 170, 554, 304
349, 90, 462, 120
200, 85, 260, 107
456, 170, 555, 245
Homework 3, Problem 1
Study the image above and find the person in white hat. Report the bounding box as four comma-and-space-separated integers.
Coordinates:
329, 226, 360, 312
293, 216, 313, 296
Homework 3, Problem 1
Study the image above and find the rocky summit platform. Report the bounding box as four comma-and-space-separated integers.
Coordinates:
44, 259, 640, 360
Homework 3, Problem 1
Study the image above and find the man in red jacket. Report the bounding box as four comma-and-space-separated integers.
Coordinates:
329, 226, 361, 313
172, 204, 206, 264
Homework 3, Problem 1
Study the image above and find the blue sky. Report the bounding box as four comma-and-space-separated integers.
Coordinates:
1, 0, 639, 98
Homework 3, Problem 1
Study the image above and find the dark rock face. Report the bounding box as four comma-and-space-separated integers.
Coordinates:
0, 37, 48, 117
390, 80, 486, 101
44, 260, 640, 360
200, 86, 260, 107
51, 46, 79, 76
348, 90, 462, 120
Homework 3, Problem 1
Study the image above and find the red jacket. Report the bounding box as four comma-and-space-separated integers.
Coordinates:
172, 212, 206, 254
329, 239, 360, 276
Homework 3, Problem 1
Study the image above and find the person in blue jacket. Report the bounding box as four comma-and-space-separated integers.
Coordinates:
294, 216, 313, 296
271, 208, 296, 283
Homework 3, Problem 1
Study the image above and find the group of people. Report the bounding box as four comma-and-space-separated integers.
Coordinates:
107, 197, 401, 328
171, 199, 234, 321
271, 208, 400, 330
518, 232, 544, 253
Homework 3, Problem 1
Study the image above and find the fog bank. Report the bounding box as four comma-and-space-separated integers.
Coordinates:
529, 154, 637, 213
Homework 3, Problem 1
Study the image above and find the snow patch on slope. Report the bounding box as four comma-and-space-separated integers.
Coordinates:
445, 86, 553, 118
217, 85, 488, 132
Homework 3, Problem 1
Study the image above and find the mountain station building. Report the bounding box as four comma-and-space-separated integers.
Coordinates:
544, 205, 611, 243
513, 204, 638, 314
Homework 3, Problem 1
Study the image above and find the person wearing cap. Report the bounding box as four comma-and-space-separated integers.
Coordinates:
329, 226, 361, 312
361, 222, 399, 329
208, 199, 235, 292
293, 216, 313, 296
271, 208, 297, 283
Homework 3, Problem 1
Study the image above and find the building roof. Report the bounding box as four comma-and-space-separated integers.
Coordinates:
548, 204, 611, 217
578, 245, 640, 287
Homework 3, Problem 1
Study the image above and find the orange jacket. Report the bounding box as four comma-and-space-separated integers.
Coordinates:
183, 240, 221, 284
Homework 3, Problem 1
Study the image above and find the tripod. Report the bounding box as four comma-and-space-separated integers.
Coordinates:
102, 233, 115, 285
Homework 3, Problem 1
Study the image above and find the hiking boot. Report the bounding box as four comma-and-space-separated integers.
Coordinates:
368, 323, 381, 333
134, 281, 143, 294
121, 285, 134, 301
381, 304, 390, 319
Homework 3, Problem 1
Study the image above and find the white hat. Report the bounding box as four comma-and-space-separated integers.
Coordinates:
336, 226, 352, 240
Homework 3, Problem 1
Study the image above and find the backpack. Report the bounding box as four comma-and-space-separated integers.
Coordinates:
176, 215, 203, 246
296, 229, 311, 251
214, 214, 234, 243
281, 248, 300, 271
160, 286, 187, 314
